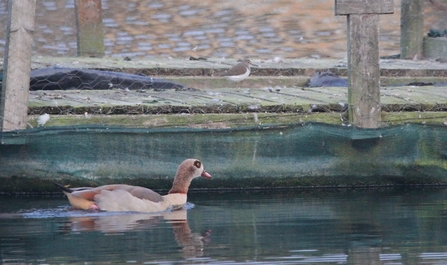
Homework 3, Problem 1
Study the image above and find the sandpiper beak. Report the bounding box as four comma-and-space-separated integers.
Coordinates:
249, 61, 259, 67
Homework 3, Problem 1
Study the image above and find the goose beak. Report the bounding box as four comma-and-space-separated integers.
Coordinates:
201, 171, 212, 179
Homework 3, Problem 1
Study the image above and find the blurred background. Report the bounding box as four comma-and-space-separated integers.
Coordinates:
0, 0, 446, 60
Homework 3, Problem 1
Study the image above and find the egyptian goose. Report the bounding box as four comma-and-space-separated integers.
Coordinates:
54, 159, 211, 212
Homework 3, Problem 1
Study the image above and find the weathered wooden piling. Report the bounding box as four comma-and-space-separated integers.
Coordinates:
335, 0, 394, 128
400, 0, 424, 60
0, 0, 36, 132
75, 0, 105, 57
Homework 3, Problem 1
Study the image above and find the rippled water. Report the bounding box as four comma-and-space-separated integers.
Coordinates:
2, 188, 447, 264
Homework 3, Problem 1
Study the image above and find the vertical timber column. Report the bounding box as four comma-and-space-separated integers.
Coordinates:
0, 0, 36, 131
347, 14, 381, 128
335, 0, 394, 128
400, 0, 424, 59
75, 0, 105, 57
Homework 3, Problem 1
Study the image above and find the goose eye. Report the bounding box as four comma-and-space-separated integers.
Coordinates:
194, 160, 201, 168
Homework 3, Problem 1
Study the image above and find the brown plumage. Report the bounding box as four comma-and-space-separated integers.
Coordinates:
224, 59, 254, 82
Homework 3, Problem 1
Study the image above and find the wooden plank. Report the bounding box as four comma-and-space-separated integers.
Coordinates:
400, 0, 424, 59
347, 14, 381, 128
382, 86, 447, 104
28, 86, 447, 108
335, 0, 394, 15
75, 0, 105, 57
0, 0, 36, 132
26, 85, 447, 115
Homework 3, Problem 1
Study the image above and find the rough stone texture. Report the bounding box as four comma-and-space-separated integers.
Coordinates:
0, 0, 446, 59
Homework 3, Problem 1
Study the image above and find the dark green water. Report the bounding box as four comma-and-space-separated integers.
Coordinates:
1, 188, 447, 264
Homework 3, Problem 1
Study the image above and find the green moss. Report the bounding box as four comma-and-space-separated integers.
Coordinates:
27, 112, 344, 129
27, 110, 447, 130
3, 171, 447, 194
382, 112, 447, 125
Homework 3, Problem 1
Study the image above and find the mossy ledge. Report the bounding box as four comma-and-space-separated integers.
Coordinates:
2, 174, 447, 195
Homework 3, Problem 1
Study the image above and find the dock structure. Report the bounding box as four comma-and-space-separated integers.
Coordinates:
0, 0, 447, 192
335, 0, 394, 128
0, 0, 36, 132
2, 0, 446, 131
21, 56, 447, 129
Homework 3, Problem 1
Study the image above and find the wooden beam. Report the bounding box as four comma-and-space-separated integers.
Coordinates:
335, 0, 394, 15
0, 0, 36, 132
400, 0, 424, 59
336, 0, 394, 128
75, 0, 105, 57
347, 14, 381, 128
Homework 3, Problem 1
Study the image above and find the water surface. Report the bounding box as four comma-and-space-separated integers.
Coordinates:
1, 188, 447, 264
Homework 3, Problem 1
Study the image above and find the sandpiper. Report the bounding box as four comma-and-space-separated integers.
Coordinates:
224, 59, 257, 82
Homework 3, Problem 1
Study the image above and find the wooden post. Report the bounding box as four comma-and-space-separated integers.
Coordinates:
0, 0, 36, 132
400, 0, 424, 59
335, 0, 394, 128
75, 0, 105, 57
347, 14, 382, 129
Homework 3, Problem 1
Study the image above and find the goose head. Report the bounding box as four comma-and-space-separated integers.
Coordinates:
169, 159, 211, 194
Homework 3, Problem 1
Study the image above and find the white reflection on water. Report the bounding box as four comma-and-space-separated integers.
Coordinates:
380, 253, 402, 261
3, 189, 447, 264
420, 252, 447, 258
1, 202, 209, 261
19, 202, 194, 220
266, 253, 348, 263
45, 203, 205, 257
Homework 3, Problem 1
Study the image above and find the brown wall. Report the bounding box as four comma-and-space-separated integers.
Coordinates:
0, 0, 446, 59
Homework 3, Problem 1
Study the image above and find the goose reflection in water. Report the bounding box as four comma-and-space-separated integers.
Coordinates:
63, 209, 211, 258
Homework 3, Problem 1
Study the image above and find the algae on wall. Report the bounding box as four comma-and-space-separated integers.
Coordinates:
1, 123, 447, 193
